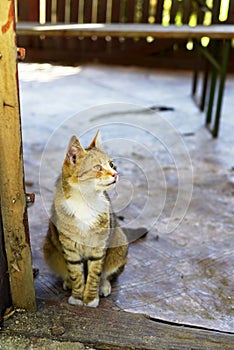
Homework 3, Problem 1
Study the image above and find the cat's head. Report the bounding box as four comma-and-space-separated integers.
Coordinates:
62, 131, 118, 195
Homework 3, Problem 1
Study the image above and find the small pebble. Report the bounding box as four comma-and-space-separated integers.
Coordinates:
50, 325, 65, 336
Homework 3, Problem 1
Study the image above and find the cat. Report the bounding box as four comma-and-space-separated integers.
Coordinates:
43, 131, 128, 307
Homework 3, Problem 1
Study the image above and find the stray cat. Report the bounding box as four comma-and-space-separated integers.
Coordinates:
43, 131, 128, 307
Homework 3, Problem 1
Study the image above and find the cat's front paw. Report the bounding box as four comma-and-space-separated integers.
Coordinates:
86, 297, 100, 308
100, 280, 111, 297
68, 295, 84, 306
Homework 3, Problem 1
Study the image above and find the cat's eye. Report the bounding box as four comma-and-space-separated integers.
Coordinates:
94, 164, 103, 171
109, 161, 116, 170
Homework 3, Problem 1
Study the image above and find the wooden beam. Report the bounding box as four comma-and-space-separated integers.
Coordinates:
16, 22, 234, 39
4, 301, 234, 349
0, 0, 36, 311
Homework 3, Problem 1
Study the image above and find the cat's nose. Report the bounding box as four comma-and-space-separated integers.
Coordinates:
113, 172, 118, 180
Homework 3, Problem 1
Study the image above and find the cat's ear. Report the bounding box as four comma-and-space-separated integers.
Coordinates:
66, 135, 85, 165
88, 130, 102, 149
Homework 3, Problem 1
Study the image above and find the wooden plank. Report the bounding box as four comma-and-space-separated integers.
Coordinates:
196, 0, 206, 25
55, 0, 67, 54
0, 0, 36, 312
227, 0, 234, 23
110, 0, 122, 56
126, 0, 136, 22
46, 0, 52, 22
57, 0, 66, 22
43, 0, 55, 55
97, 0, 108, 22
124, 0, 137, 51
111, 0, 121, 22
96, 1, 109, 57
137, 0, 150, 53
182, 0, 193, 24
84, 0, 93, 23
4, 301, 234, 349
155, 0, 164, 23
82, 0, 94, 59
70, 0, 80, 22
68, 0, 80, 52
212, 0, 222, 23
16, 23, 234, 39
141, 0, 150, 23
170, 0, 177, 24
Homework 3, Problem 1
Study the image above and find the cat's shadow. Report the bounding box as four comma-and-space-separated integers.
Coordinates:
122, 227, 148, 243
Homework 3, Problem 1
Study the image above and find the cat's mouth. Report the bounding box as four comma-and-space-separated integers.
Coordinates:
104, 178, 117, 187
106, 179, 116, 187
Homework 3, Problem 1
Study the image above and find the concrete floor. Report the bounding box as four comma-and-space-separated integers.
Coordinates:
18, 63, 234, 333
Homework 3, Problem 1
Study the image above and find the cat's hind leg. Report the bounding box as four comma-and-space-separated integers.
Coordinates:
43, 235, 73, 294
43, 229, 69, 282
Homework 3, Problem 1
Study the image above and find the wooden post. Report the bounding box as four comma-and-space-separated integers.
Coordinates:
0, 0, 36, 311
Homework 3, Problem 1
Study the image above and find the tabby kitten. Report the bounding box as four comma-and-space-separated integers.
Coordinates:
43, 131, 128, 307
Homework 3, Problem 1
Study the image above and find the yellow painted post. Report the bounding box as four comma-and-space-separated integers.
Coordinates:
0, 0, 36, 311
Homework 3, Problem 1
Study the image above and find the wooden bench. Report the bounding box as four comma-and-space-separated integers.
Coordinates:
16, 22, 234, 137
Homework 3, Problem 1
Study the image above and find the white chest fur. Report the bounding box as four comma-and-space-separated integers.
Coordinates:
63, 189, 109, 231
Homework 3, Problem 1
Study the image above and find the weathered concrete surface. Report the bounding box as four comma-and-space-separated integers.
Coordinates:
11, 64, 234, 337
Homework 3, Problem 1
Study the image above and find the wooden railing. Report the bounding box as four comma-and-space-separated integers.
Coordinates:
15, 0, 234, 68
